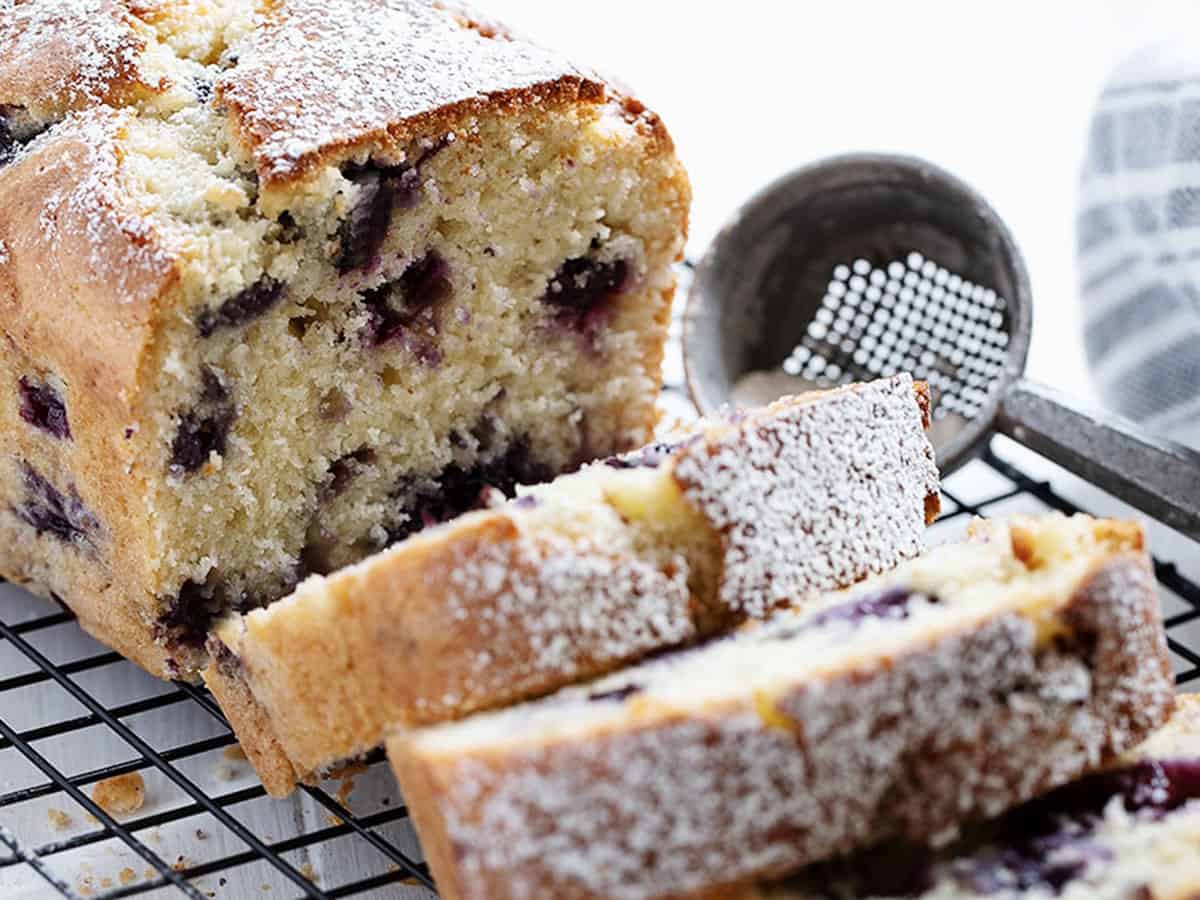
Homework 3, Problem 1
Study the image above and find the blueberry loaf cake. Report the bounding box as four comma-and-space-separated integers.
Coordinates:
761, 694, 1200, 900
387, 515, 1175, 900
0, 0, 690, 678
204, 375, 940, 796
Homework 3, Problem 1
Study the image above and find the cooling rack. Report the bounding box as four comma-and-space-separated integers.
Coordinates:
2, 306, 1198, 900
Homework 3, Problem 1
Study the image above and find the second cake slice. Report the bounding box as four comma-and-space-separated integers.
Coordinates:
388, 514, 1174, 900
206, 374, 939, 795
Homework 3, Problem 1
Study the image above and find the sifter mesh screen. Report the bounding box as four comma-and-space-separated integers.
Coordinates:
783, 252, 1011, 422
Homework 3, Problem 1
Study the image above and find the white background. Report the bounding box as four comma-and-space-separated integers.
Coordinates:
490, 0, 1200, 404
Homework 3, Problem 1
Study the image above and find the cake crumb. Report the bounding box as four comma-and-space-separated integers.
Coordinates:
300, 863, 317, 882
144, 868, 156, 881
119, 867, 137, 886
335, 774, 356, 805
223, 744, 248, 761
386, 865, 421, 886
91, 772, 145, 816
100, 877, 113, 889
325, 814, 343, 827
172, 855, 190, 873
47, 808, 72, 830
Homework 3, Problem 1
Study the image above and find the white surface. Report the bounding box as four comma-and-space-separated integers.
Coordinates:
489, 0, 1200, 404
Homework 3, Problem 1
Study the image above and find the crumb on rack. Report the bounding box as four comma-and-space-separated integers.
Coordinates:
173, 855, 190, 873
325, 814, 343, 827
335, 774, 356, 805
91, 772, 145, 816
119, 867, 137, 886
300, 863, 317, 882
47, 808, 72, 830
223, 744, 248, 761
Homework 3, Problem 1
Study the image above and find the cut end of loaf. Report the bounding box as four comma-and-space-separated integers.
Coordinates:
0, 0, 690, 679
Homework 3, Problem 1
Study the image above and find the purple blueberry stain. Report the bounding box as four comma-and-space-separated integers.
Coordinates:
325, 447, 376, 496
360, 250, 453, 363
336, 162, 422, 273
541, 250, 632, 340
156, 579, 225, 651
18, 376, 70, 439
806, 587, 927, 630
586, 684, 642, 704
196, 276, 285, 337
388, 438, 551, 543
604, 441, 680, 470
0, 114, 14, 166
169, 368, 235, 476
15, 462, 98, 548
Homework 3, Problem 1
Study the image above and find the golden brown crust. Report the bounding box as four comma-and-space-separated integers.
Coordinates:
0, 108, 180, 676
203, 651, 305, 797
0, 0, 166, 118
387, 537, 1174, 900
0, 108, 178, 420
215, 0, 609, 186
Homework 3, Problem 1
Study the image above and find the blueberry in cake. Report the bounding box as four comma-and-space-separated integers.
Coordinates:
387, 515, 1174, 900
0, 0, 690, 678
204, 375, 940, 795
762, 694, 1200, 900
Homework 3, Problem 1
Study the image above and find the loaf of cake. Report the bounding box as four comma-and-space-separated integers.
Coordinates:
204, 375, 940, 796
0, 0, 689, 678
387, 515, 1175, 900
761, 694, 1200, 900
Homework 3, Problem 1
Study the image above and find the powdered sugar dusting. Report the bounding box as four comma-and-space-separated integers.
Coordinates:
0, 0, 155, 114
674, 374, 940, 620
397, 528, 1173, 900
419, 528, 695, 722
775, 701, 1200, 900
19, 108, 175, 301
217, 0, 599, 182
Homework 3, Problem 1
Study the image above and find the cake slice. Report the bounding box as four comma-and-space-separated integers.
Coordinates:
387, 515, 1175, 900
0, 0, 688, 678
205, 375, 940, 795
760, 694, 1200, 900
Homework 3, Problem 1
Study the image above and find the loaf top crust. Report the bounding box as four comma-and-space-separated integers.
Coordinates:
0, 0, 161, 116
217, 0, 606, 184
0, 1, 622, 182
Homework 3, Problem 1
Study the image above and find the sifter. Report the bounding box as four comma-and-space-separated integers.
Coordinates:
684, 153, 1200, 539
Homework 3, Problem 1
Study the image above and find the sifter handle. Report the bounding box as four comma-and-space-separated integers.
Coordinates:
996, 378, 1200, 539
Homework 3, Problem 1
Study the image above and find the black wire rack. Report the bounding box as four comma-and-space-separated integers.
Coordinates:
2, 329, 1198, 899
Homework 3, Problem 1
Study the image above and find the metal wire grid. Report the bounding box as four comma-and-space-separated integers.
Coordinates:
1, 318, 1198, 898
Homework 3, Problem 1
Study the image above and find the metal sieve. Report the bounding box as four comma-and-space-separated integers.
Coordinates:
685, 153, 1200, 538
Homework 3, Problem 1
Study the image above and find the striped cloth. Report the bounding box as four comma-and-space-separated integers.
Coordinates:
1080, 40, 1200, 448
